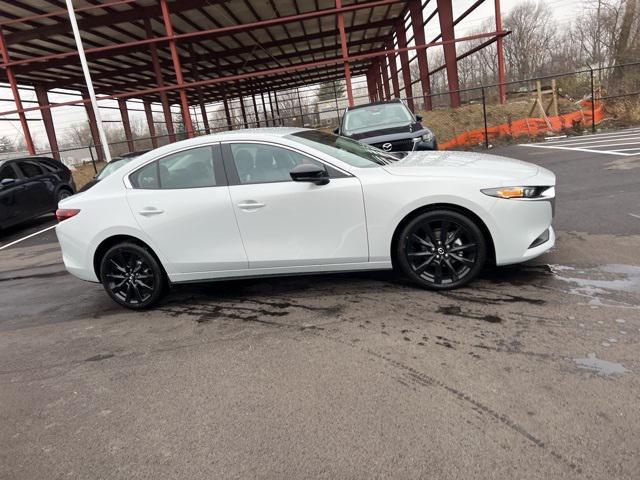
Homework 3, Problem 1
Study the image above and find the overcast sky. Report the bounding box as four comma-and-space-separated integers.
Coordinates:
0, 0, 584, 149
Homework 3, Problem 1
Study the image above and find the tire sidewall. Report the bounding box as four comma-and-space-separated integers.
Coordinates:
99, 242, 165, 309
396, 209, 487, 290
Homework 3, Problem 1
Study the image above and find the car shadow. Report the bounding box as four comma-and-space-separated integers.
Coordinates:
0, 214, 56, 245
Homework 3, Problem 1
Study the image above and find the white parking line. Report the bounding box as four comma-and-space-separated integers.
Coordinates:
521, 144, 635, 156
544, 133, 640, 146
630, 213, 640, 220
0, 224, 57, 251
560, 140, 640, 149
545, 129, 640, 144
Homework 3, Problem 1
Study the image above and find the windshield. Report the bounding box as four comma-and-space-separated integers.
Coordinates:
287, 130, 399, 168
343, 103, 414, 135
97, 156, 136, 179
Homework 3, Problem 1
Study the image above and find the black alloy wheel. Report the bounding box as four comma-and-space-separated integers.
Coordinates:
397, 210, 486, 289
100, 242, 165, 309
57, 189, 72, 201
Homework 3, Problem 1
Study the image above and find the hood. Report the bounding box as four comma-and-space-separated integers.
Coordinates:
347, 122, 425, 142
382, 150, 544, 184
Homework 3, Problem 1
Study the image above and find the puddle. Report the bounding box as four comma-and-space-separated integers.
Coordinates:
550, 264, 640, 309
573, 353, 629, 376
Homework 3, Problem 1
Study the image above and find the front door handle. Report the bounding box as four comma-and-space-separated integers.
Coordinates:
237, 201, 266, 211
138, 207, 164, 216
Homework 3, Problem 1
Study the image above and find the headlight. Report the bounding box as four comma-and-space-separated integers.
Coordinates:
481, 186, 549, 199
421, 132, 434, 142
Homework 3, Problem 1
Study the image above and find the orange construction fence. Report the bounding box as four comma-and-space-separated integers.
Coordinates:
440, 100, 605, 150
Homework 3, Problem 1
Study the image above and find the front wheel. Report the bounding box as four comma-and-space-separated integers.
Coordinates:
100, 242, 165, 309
396, 210, 486, 290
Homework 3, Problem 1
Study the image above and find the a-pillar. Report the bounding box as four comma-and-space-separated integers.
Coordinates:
336, 0, 354, 106
437, 0, 461, 107
0, 26, 35, 155
34, 85, 60, 160
409, 0, 432, 111
117, 98, 135, 152
143, 100, 158, 149
144, 18, 175, 142
159, 0, 194, 137
395, 21, 414, 111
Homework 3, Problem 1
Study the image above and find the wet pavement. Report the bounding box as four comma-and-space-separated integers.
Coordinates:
1, 145, 640, 479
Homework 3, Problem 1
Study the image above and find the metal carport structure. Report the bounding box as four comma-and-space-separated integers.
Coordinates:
0, 0, 508, 161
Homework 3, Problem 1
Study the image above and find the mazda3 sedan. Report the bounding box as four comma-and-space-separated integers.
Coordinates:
56, 128, 555, 309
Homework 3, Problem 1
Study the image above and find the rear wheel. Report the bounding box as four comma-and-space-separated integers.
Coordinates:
99, 242, 165, 309
396, 210, 486, 290
56, 188, 72, 202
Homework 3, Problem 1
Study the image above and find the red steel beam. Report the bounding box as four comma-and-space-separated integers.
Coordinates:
495, 0, 507, 104
159, 0, 194, 138
437, 0, 461, 107
143, 100, 158, 149
118, 98, 134, 152
336, 0, 355, 107
0, 26, 34, 154
409, 0, 432, 111
2, 0, 404, 72
34, 85, 59, 160
0, 31, 506, 118
395, 21, 414, 111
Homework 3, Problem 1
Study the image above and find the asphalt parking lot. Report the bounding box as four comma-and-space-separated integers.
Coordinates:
2, 136, 640, 479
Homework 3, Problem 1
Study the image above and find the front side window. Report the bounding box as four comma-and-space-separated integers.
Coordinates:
17, 161, 44, 178
130, 146, 217, 189
287, 130, 398, 168
230, 143, 325, 184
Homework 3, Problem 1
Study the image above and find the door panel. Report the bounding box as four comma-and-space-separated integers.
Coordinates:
224, 140, 369, 269
16, 161, 51, 216
126, 144, 248, 274
0, 164, 23, 226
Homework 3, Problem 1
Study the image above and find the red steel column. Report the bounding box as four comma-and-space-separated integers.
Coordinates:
0, 26, 35, 155
251, 89, 260, 127
260, 92, 269, 127
143, 100, 159, 148
268, 91, 277, 126
375, 61, 384, 100
395, 22, 414, 111
34, 85, 60, 160
366, 69, 376, 102
495, 0, 507, 104
159, 0, 194, 138
118, 98, 135, 152
144, 18, 176, 143
387, 38, 401, 98
222, 96, 232, 130
437, 0, 461, 107
82, 91, 105, 162
409, 0, 432, 111
188, 44, 210, 134
380, 57, 391, 100
336, 0, 354, 106
237, 81, 248, 128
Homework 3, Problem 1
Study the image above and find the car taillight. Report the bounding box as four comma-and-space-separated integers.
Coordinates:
56, 208, 80, 222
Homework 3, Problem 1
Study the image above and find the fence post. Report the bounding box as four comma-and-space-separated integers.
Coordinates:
88, 143, 97, 174
589, 65, 596, 133
481, 85, 489, 149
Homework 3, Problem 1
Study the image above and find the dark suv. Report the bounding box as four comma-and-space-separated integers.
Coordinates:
0, 156, 76, 229
334, 99, 437, 152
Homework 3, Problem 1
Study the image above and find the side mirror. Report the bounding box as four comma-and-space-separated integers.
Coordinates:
415, 114, 423, 122
0, 178, 16, 188
333, 127, 340, 135
290, 164, 330, 186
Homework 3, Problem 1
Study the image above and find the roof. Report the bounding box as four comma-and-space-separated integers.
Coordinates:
0, 0, 409, 103
346, 98, 403, 110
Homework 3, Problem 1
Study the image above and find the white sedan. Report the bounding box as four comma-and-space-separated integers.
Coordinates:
56, 128, 556, 309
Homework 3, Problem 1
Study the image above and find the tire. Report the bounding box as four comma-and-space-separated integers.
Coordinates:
99, 242, 165, 309
56, 188, 73, 202
396, 209, 486, 290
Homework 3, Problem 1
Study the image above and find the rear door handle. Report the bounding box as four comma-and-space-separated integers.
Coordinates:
138, 207, 164, 216
237, 201, 266, 210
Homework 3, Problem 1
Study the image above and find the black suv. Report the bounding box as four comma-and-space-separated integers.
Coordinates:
334, 99, 437, 152
0, 156, 76, 229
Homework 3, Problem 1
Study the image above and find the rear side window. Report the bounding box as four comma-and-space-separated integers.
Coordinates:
0, 164, 17, 181
130, 146, 219, 190
17, 161, 44, 178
